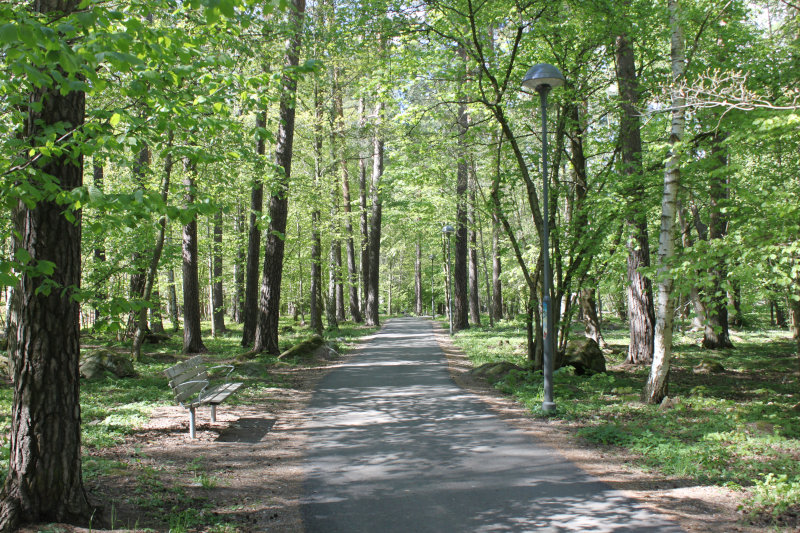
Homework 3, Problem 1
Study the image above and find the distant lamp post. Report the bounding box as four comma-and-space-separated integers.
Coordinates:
430, 253, 436, 318
522, 63, 564, 414
442, 224, 455, 335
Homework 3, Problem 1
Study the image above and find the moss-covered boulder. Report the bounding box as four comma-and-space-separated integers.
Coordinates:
693, 359, 725, 374
80, 349, 137, 380
469, 361, 526, 384
564, 338, 606, 375
278, 335, 334, 361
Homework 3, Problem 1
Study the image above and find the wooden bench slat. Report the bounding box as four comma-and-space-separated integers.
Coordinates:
164, 355, 205, 379
174, 380, 208, 404
169, 369, 208, 390
199, 382, 243, 405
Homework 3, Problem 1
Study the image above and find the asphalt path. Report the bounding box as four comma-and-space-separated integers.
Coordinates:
301, 317, 683, 532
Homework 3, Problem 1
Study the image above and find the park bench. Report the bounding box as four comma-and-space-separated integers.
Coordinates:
164, 355, 243, 438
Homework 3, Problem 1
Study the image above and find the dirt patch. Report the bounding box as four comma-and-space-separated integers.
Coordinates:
434, 322, 759, 533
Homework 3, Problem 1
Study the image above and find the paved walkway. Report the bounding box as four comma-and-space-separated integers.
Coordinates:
301, 318, 683, 532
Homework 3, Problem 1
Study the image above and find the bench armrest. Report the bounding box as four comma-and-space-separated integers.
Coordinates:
207, 364, 234, 381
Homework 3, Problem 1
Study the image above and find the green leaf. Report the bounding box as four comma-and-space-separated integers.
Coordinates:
109, 113, 121, 127
0, 23, 19, 44
14, 248, 31, 265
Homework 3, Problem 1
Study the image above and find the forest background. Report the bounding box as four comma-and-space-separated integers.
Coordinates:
0, 0, 799, 530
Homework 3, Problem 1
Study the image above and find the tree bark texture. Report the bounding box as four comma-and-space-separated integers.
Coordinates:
310, 87, 324, 335
1, 0, 93, 525
616, 30, 656, 365
490, 157, 503, 322
645, 0, 685, 404
241, 112, 266, 346
253, 0, 305, 355
580, 289, 607, 348
92, 161, 106, 324
365, 101, 384, 327
702, 129, 733, 349
181, 163, 207, 354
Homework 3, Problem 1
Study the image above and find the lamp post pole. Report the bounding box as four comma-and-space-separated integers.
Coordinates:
538, 85, 555, 414
442, 225, 455, 335
522, 63, 564, 414
430, 253, 435, 318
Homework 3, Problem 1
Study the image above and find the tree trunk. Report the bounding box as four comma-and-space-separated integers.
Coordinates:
211, 209, 226, 336
166, 229, 180, 332
616, 29, 656, 365
453, 95, 470, 331
358, 98, 370, 316
491, 176, 503, 322
310, 86, 324, 335
253, 0, 305, 355
92, 161, 106, 325
677, 199, 707, 330
644, 0, 685, 404
127, 145, 150, 338
231, 202, 245, 323
702, 129, 733, 349
415, 240, 423, 315
727, 282, 743, 327
133, 136, 172, 359
150, 284, 165, 334
580, 289, 607, 348
0, 0, 94, 524
365, 100, 384, 327
327, 238, 340, 331
468, 183, 481, 325
181, 161, 207, 354
241, 112, 266, 346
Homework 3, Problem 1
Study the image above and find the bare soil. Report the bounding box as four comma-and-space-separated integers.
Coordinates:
23, 322, 763, 532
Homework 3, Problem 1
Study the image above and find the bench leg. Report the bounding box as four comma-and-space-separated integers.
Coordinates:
189, 406, 196, 439
210, 404, 217, 423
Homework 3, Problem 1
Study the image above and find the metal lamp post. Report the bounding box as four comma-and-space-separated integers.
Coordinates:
442, 224, 455, 335
522, 63, 565, 414
430, 253, 435, 318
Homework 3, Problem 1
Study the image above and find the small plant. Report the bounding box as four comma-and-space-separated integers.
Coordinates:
742, 473, 800, 524
578, 424, 631, 446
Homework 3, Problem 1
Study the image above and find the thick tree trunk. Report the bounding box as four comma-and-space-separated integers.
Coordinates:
231, 202, 245, 323
133, 137, 172, 359
702, 129, 733, 349
728, 282, 743, 327
616, 30, 655, 365
453, 97, 470, 331
242, 112, 266, 347
181, 162, 207, 354
0, 0, 94, 524
415, 240, 423, 315
365, 101, 384, 327
645, 0, 685, 404
253, 0, 305, 355
211, 210, 226, 336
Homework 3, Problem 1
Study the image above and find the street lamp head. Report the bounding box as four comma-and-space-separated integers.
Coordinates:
442, 224, 455, 235
522, 63, 565, 92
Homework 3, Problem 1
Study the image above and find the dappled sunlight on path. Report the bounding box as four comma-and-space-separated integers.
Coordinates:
301, 318, 683, 532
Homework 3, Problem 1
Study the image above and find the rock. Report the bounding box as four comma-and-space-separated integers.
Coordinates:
144, 332, 171, 344
312, 345, 339, 361
693, 359, 725, 374
278, 335, 328, 361
660, 396, 681, 410
0, 355, 10, 377
563, 338, 606, 375
469, 361, 526, 383
80, 349, 137, 380
280, 325, 295, 333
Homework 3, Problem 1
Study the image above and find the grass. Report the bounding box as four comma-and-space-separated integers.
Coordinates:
448, 315, 800, 527
0, 316, 377, 531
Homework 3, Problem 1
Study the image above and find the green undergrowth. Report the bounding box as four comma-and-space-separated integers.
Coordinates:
0, 317, 375, 530
449, 316, 800, 527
